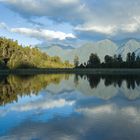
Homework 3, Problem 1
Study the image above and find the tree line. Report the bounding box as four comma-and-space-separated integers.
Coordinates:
0, 37, 73, 69
74, 52, 140, 68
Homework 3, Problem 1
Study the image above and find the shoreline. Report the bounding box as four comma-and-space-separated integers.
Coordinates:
1, 68, 140, 75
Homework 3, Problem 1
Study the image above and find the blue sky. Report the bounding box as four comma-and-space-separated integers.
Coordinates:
0, 0, 140, 46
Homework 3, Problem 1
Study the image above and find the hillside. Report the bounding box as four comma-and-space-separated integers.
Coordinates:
0, 37, 73, 69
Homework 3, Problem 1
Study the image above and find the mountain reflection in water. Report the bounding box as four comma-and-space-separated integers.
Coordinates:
0, 74, 140, 105
0, 74, 140, 140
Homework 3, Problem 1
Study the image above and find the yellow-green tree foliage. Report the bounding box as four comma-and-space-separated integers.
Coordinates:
0, 74, 71, 105
0, 37, 73, 69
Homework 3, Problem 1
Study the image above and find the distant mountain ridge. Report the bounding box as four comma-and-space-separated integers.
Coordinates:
38, 39, 140, 63
117, 39, 140, 60
38, 43, 74, 50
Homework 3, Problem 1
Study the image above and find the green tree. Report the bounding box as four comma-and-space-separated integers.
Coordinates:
136, 56, 140, 68
126, 52, 131, 63
131, 52, 136, 63
117, 54, 123, 63
104, 55, 113, 68
104, 55, 113, 63
0, 37, 73, 69
126, 52, 131, 68
87, 53, 100, 68
74, 55, 79, 68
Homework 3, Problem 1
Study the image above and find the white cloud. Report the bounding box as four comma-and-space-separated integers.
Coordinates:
1, 0, 140, 40
12, 99, 75, 112
1, 102, 140, 140
11, 28, 76, 41
75, 25, 117, 35
0, 98, 75, 116
76, 104, 140, 122
75, 0, 140, 39
0, 0, 84, 25
0, 22, 76, 41
75, 22, 140, 40
77, 104, 116, 115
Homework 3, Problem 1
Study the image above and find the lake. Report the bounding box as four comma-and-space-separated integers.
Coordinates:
0, 74, 140, 140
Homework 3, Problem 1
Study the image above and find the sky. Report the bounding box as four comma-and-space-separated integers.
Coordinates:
0, 0, 140, 46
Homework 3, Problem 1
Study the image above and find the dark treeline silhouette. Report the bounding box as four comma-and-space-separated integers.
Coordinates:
74, 74, 140, 90
76, 52, 140, 68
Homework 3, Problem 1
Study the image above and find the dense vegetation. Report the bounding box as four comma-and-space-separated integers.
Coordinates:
1, 37, 140, 69
0, 37, 73, 69
76, 52, 140, 68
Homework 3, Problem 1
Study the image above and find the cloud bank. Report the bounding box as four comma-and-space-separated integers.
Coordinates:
0, 22, 76, 41
11, 28, 76, 41
1, 0, 140, 41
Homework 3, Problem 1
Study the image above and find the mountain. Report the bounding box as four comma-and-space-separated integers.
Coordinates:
39, 39, 118, 63
37, 43, 74, 62
66, 39, 118, 63
116, 39, 140, 59
44, 45, 72, 61
38, 39, 140, 64
37, 43, 74, 50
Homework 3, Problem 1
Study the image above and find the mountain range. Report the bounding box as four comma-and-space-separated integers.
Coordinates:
38, 39, 140, 63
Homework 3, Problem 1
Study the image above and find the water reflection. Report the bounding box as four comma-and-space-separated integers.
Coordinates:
0, 74, 70, 105
75, 74, 140, 89
1, 74, 140, 106
0, 74, 140, 139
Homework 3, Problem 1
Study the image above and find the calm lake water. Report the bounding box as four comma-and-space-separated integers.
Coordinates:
0, 74, 140, 140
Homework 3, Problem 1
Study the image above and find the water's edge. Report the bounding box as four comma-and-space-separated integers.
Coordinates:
1, 68, 140, 75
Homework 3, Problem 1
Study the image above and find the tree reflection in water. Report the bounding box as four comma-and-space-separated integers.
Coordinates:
1, 74, 140, 106
0, 74, 70, 106
74, 74, 140, 89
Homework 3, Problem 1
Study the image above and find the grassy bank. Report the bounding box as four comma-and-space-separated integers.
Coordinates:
1, 68, 140, 75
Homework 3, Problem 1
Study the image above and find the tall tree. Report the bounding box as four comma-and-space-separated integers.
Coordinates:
87, 53, 100, 68
131, 52, 136, 63
74, 55, 79, 68
136, 56, 140, 68
126, 52, 131, 63
126, 52, 131, 68
104, 55, 113, 63
117, 54, 123, 63
104, 55, 113, 68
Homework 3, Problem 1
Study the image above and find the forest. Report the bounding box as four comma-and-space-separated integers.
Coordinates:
75, 52, 140, 68
1, 37, 140, 69
0, 37, 73, 69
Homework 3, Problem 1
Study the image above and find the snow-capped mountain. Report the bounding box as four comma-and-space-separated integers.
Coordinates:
38, 39, 140, 63
65, 39, 118, 63
116, 39, 140, 60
